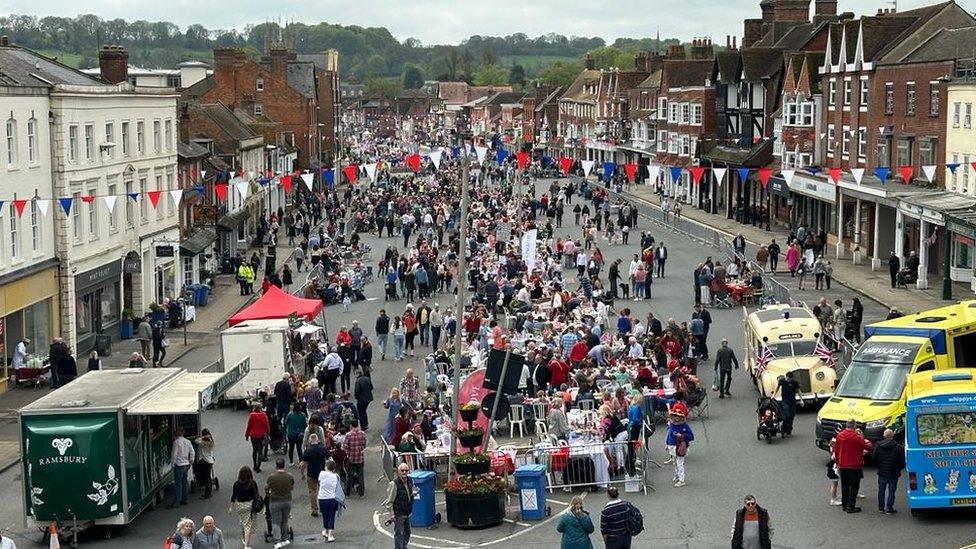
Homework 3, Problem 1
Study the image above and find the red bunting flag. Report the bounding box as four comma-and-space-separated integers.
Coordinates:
559, 157, 572, 176
215, 183, 228, 202
12, 199, 27, 217
236, 170, 245, 179
81, 195, 96, 203
516, 151, 529, 170
623, 163, 638, 182
344, 164, 358, 183
406, 154, 421, 172
758, 167, 773, 188
281, 175, 293, 193
689, 166, 705, 185
971, 162, 976, 173
828, 167, 842, 184
147, 191, 161, 208
898, 166, 913, 184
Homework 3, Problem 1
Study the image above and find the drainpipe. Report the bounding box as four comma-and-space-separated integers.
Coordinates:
942, 227, 953, 300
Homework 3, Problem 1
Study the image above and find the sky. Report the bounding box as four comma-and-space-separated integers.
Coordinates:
2, 0, 972, 44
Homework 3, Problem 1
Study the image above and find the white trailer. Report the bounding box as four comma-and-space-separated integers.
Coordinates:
220, 319, 294, 401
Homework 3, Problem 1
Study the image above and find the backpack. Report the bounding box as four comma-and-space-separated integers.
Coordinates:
164, 533, 184, 549
627, 503, 644, 536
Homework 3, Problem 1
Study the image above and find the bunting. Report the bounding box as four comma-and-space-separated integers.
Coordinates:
670, 166, 682, 183
559, 156, 572, 176
12, 199, 27, 217
281, 175, 293, 193
603, 162, 615, 182
406, 153, 421, 172
828, 167, 842, 184
737, 167, 750, 183
623, 163, 638, 182
35, 199, 49, 216
516, 151, 529, 170
475, 146, 488, 164
365, 163, 378, 182
58, 197, 73, 216
147, 191, 161, 209
581, 160, 594, 176
690, 166, 705, 185
234, 180, 248, 201
344, 164, 359, 184
429, 150, 443, 170
648, 165, 661, 184
947, 163, 960, 174
758, 167, 772, 188
713, 167, 728, 187
874, 167, 890, 183
103, 195, 117, 214
169, 190, 183, 207
496, 149, 508, 166
922, 165, 937, 183
850, 168, 864, 185
780, 169, 795, 186
302, 172, 316, 192
215, 183, 228, 202
898, 165, 913, 184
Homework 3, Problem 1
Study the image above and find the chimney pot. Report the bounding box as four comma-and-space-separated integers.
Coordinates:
98, 44, 129, 84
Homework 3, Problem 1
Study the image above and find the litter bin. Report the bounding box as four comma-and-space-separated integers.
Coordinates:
198, 285, 211, 306
95, 334, 112, 357
409, 470, 438, 527
514, 464, 549, 521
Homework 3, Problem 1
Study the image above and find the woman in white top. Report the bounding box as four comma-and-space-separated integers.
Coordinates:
317, 460, 342, 542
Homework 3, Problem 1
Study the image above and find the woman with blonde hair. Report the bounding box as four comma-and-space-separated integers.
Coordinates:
555, 495, 594, 548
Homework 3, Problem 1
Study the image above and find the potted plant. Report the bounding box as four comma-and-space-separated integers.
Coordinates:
454, 451, 490, 476
120, 309, 134, 339
456, 427, 484, 449
148, 302, 165, 324
458, 402, 480, 423
445, 474, 508, 528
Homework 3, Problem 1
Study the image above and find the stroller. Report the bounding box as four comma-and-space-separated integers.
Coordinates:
756, 397, 783, 443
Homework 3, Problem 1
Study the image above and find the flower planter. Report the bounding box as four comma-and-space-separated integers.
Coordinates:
459, 407, 480, 423
458, 433, 483, 449
445, 491, 506, 529
455, 460, 490, 476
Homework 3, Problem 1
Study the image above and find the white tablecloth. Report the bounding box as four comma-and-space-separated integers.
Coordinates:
567, 442, 611, 488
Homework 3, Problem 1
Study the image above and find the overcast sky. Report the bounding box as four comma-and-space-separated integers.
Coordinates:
3, 0, 972, 44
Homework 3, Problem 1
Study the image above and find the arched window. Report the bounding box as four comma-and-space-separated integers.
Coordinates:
5, 116, 17, 165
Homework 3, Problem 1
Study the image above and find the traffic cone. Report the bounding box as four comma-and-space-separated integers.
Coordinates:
48, 522, 60, 549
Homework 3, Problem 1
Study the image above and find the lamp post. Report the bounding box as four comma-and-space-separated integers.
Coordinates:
447, 156, 471, 477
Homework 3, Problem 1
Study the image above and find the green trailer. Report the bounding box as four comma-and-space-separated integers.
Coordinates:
19, 359, 249, 545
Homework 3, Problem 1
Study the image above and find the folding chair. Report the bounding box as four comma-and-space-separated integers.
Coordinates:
535, 420, 549, 441
509, 404, 527, 438
712, 290, 734, 309
595, 379, 612, 393
532, 402, 549, 425
578, 399, 595, 413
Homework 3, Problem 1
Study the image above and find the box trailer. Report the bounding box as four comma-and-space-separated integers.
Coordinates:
220, 318, 324, 401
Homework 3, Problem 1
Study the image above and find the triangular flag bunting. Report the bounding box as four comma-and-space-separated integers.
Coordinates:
406, 153, 421, 172
169, 190, 183, 207
648, 165, 661, 184
946, 163, 960, 174
12, 199, 27, 217
805, 166, 821, 175
495, 149, 508, 166
201, 170, 207, 179
603, 162, 615, 182
215, 183, 228, 202
344, 164, 358, 184
35, 199, 49, 216
281, 175, 293, 193
828, 167, 842, 184
713, 167, 728, 187
878, 126, 886, 135
971, 162, 976, 173
874, 167, 890, 183
429, 150, 443, 170
758, 167, 773, 188
670, 166, 682, 183
103, 195, 117, 213
58, 199, 73, 217
850, 168, 864, 185
737, 167, 750, 183
581, 160, 594, 176
898, 165, 913, 184
81, 195, 95, 204
365, 163, 378, 182
780, 169, 795, 186
689, 166, 705, 185
559, 156, 572, 176
922, 165, 937, 183
234, 181, 249, 200
475, 146, 488, 164
516, 151, 529, 170
623, 163, 638, 182
147, 191, 161, 208
301, 172, 315, 192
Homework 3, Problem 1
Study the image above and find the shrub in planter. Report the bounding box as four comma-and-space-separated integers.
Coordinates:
456, 428, 484, 449
458, 402, 481, 423
454, 452, 490, 475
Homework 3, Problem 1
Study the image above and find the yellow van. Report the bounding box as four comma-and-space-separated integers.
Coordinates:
815, 300, 976, 450
743, 304, 837, 402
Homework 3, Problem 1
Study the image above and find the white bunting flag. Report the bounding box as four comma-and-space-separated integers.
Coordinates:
922, 165, 937, 183
819, 132, 827, 140
713, 167, 729, 187
878, 126, 886, 135
35, 199, 49, 216
365, 163, 378, 182
780, 169, 795, 186
300, 172, 314, 192
429, 150, 443, 170
103, 195, 117, 214
648, 165, 661, 185
850, 168, 865, 185
581, 160, 595, 176
169, 189, 183, 207
235, 180, 249, 200
201, 170, 207, 179
475, 146, 488, 164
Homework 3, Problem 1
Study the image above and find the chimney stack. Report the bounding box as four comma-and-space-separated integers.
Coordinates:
774, 0, 812, 22
691, 37, 714, 60
743, 19, 763, 48
98, 45, 129, 85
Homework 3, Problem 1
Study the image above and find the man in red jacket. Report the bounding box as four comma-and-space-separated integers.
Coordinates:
245, 403, 271, 473
834, 419, 873, 513
569, 339, 589, 367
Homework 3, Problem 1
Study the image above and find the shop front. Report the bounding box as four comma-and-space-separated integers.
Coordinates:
897, 192, 976, 290
788, 172, 835, 238
0, 262, 59, 394
74, 260, 122, 356
767, 175, 791, 228
946, 211, 976, 292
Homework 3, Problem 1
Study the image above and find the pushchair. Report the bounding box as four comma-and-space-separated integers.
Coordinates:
263, 486, 295, 544
189, 459, 220, 494
385, 281, 399, 301
756, 397, 783, 443
896, 267, 918, 288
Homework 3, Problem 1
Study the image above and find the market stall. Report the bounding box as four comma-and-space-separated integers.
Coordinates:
227, 286, 324, 327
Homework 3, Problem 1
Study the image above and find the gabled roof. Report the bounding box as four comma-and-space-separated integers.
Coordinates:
286, 61, 316, 99
560, 69, 601, 102
177, 141, 210, 159
637, 69, 662, 90
741, 48, 784, 81
615, 69, 651, 94
662, 59, 712, 89
0, 45, 103, 87
713, 51, 742, 84
438, 81, 470, 104
188, 102, 261, 143
182, 75, 214, 98
483, 91, 526, 106
901, 25, 976, 63
535, 86, 564, 112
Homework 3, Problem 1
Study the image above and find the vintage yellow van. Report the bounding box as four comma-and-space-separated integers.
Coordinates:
743, 304, 837, 402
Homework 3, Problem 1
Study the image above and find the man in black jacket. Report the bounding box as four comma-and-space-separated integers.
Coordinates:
375, 310, 390, 360
731, 495, 772, 549
888, 252, 900, 288
354, 369, 374, 432
874, 429, 905, 514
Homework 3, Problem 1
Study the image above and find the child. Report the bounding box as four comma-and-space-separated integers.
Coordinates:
827, 437, 841, 505
342, 293, 352, 312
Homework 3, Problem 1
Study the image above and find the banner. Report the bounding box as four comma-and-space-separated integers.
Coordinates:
623, 163, 638, 182
365, 163, 378, 182
581, 160, 594, 176
302, 172, 316, 191
603, 161, 615, 182
850, 168, 864, 185
429, 150, 443, 170
521, 228, 538, 272
559, 156, 572, 176
475, 146, 488, 164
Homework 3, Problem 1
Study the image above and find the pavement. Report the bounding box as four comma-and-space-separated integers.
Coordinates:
605, 179, 973, 314
0, 177, 972, 548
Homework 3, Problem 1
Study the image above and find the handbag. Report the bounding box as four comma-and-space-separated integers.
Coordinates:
162, 338, 171, 348
250, 482, 265, 514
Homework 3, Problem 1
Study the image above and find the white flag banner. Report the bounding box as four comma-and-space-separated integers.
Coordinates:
300, 172, 314, 192
922, 165, 937, 183
819, 132, 827, 140
878, 126, 886, 135
235, 180, 249, 200
201, 170, 207, 179
169, 189, 183, 207
780, 169, 795, 186
581, 160, 595, 176
521, 228, 538, 272
475, 146, 488, 164
713, 167, 729, 187
429, 150, 443, 170
102, 195, 117, 214
365, 163, 378, 182
850, 168, 865, 185
648, 165, 661, 185
35, 199, 49, 216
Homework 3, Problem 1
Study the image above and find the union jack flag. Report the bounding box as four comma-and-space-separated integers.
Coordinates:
815, 340, 836, 369
756, 345, 774, 377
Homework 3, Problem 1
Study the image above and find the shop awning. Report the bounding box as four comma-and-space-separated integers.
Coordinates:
216, 208, 249, 232
127, 359, 251, 415
228, 286, 324, 327
180, 228, 218, 256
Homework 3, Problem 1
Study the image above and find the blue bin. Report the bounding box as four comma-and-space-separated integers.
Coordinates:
409, 470, 437, 527
198, 285, 211, 306
514, 464, 548, 521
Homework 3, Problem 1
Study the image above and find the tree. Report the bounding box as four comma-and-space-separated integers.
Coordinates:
443, 48, 460, 80
365, 76, 402, 99
473, 64, 508, 86
402, 63, 425, 89
481, 48, 499, 67
536, 60, 584, 87
508, 64, 526, 88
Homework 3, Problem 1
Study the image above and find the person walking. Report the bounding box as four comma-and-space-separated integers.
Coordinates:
317, 460, 342, 542
229, 466, 259, 549
384, 463, 417, 549
265, 458, 294, 548
785, 242, 799, 277
169, 427, 194, 508
715, 338, 739, 398
555, 495, 594, 549
284, 403, 307, 466
850, 298, 864, 343
342, 419, 367, 497
599, 486, 633, 549
196, 428, 216, 499
375, 309, 391, 360
888, 252, 900, 288
873, 428, 905, 514
666, 408, 694, 487
167, 518, 196, 549
299, 433, 328, 517
193, 515, 226, 549
245, 404, 271, 473
776, 372, 799, 436
429, 304, 444, 351
730, 495, 773, 549
282, 264, 293, 292
655, 243, 668, 278
354, 369, 374, 431
835, 419, 873, 513
137, 315, 152, 358
767, 239, 780, 272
